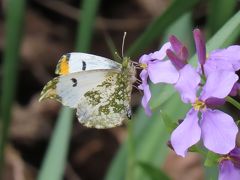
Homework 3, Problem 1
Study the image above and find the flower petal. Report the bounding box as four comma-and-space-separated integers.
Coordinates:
171, 109, 201, 157
219, 160, 240, 180
229, 83, 240, 97
200, 70, 238, 101
139, 54, 152, 64
230, 148, 240, 166
209, 45, 240, 71
205, 97, 225, 108
201, 109, 238, 154
138, 81, 152, 116
139, 69, 148, 82
169, 35, 183, 53
150, 42, 171, 60
148, 60, 179, 84
193, 29, 206, 65
204, 57, 234, 77
174, 64, 200, 103
166, 49, 186, 70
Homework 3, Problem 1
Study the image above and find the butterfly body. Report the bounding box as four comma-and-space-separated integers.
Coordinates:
40, 53, 136, 128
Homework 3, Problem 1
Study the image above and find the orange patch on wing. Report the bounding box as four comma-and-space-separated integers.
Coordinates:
58, 55, 69, 75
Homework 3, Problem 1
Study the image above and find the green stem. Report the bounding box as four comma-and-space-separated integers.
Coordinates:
226, 96, 240, 110
126, 121, 136, 180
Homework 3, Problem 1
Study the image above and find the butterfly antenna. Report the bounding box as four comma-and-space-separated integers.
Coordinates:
122, 32, 127, 58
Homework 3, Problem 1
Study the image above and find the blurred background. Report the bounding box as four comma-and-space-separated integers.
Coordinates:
0, 0, 239, 179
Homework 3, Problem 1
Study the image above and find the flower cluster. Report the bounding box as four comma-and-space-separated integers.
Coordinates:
138, 28, 240, 180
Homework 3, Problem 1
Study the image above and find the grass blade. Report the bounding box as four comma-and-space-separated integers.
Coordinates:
137, 161, 170, 180
207, 0, 237, 36
37, 108, 74, 180
0, 0, 26, 174
75, 0, 101, 51
38, 0, 100, 179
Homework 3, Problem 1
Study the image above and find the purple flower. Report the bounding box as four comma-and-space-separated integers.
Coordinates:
219, 147, 240, 180
204, 45, 240, 77
202, 45, 240, 96
138, 42, 179, 116
166, 35, 188, 70
171, 65, 239, 157
193, 29, 206, 66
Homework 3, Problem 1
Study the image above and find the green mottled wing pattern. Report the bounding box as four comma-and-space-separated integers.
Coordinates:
77, 70, 133, 128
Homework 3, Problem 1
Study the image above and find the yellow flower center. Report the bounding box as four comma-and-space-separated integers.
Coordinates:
193, 98, 206, 111
140, 63, 147, 69
218, 156, 232, 163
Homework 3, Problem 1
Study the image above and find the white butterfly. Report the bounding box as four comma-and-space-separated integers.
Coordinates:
39, 52, 136, 129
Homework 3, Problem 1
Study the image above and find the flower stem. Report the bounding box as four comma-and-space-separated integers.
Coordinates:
226, 96, 240, 110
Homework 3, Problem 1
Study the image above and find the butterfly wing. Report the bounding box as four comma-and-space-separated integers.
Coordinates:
55, 53, 121, 75
40, 69, 120, 108
40, 69, 133, 128
76, 70, 133, 128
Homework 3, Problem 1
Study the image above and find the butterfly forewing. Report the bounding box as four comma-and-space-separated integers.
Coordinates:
40, 69, 120, 108
55, 53, 121, 75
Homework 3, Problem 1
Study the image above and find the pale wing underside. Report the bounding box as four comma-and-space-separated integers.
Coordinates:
76, 71, 133, 129
40, 69, 119, 108
56, 69, 121, 108
55, 52, 121, 75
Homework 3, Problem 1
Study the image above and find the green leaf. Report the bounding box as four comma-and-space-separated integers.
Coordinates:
206, 11, 240, 52
37, 0, 100, 180
126, 0, 199, 57
0, 0, 26, 174
137, 161, 170, 180
204, 151, 220, 167
207, 0, 237, 36
160, 110, 178, 133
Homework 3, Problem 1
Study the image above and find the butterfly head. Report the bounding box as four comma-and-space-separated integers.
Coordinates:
122, 56, 131, 68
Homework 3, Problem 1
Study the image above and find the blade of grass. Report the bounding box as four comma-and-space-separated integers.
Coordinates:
126, 121, 136, 180
37, 0, 100, 180
207, 0, 237, 36
137, 161, 170, 180
37, 108, 74, 180
126, 0, 199, 58
0, 0, 26, 175
105, 10, 240, 180
75, 0, 100, 52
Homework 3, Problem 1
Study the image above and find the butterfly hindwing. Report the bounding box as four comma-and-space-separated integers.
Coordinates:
55, 53, 121, 75
76, 69, 133, 128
